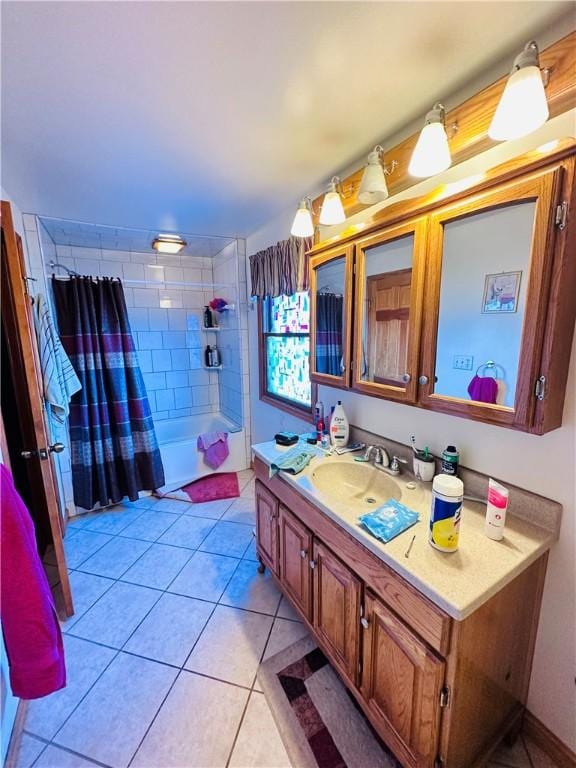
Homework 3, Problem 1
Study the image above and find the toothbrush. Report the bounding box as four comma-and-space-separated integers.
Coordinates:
410, 435, 419, 456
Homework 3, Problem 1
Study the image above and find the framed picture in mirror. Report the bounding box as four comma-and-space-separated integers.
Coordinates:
481, 270, 522, 313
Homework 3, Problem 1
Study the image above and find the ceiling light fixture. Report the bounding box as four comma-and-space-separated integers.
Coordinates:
488, 41, 549, 142
290, 198, 315, 238
358, 146, 397, 205
409, 103, 452, 179
319, 176, 346, 225
152, 234, 187, 254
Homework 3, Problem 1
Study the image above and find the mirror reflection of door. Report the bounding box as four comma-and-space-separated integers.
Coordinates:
361, 234, 414, 389
314, 258, 345, 376
367, 269, 412, 386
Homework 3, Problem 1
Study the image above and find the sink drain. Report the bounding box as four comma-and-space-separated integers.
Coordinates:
365, 497, 377, 504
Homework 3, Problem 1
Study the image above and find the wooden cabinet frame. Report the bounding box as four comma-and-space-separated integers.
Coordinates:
307, 146, 576, 433
419, 167, 562, 430
309, 243, 354, 388
353, 217, 428, 403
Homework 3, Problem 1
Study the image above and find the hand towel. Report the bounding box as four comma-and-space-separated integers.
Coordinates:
269, 446, 316, 478
197, 431, 229, 469
0, 465, 66, 699
33, 293, 81, 423
467, 375, 498, 404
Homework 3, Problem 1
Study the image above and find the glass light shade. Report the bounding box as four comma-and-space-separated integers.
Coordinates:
358, 151, 389, 204
152, 235, 186, 254
488, 65, 549, 141
408, 121, 452, 178
290, 200, 314, 237
319, 188, 345, 225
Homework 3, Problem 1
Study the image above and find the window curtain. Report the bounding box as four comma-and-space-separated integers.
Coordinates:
316, 292, 343, 376
249, 236, 313, 299
51, 276, 165, 510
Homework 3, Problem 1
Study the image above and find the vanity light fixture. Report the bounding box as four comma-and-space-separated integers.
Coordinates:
358, 146, 397, 205
319, 176, 346, 225
290, 197, 315, 238
151, 234, 187, 255
408, 103, 452, 178
489, 41, 549, 142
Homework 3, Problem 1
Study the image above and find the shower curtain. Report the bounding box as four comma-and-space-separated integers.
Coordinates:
51, 276, 165, 510
316, 293, 343, 376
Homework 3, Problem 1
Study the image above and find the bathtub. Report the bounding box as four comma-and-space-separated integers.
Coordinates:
155, 413, 248, 490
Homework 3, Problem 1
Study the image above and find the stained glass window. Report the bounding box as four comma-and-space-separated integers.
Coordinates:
262, 292, 312, 410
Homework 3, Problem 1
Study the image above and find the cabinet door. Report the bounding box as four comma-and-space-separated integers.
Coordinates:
255, 480, 279, 574
309, 244, 354, 388
419, 167, 562, 430
312, 541, 361, 684
278, 505, 313, 621
353, 217, 428, 403
360, 591, 445, 768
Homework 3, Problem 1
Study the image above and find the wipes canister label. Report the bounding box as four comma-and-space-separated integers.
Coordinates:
429, 494, 461, 552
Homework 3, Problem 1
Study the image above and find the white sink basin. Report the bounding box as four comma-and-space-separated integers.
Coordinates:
311, 461, 402, 509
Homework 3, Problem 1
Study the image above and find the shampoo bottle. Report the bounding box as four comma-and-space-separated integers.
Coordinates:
330, 401, 349, 447
485, 478, 509, 540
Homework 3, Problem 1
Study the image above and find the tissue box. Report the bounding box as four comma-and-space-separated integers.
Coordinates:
359, 499, 419, 543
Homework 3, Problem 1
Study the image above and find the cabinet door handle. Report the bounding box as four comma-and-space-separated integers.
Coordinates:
300, 549, 307, 559
418, 375, 429, 385
309, 560, 316, 569
360, 617, 370, 629
402, 373, 411, 383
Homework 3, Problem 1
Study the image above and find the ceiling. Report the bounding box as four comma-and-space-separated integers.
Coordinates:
39, 216, 235, 258
2, 1, 573, 238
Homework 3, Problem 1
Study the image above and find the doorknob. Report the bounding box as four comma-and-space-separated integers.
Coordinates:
49, 443, 65, 453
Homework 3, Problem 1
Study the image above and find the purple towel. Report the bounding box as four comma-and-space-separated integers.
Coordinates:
467, 375, 498, 404
197, 432, 229, 469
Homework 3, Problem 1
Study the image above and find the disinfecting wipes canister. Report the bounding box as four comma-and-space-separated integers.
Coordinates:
429, 474, 464, 553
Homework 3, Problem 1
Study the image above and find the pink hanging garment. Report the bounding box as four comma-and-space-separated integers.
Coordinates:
0, 464, 66, 699
197, 431, 229, 470
467, 375, 498, 404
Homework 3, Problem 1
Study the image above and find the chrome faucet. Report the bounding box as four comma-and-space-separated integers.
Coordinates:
363, 445, 408, 476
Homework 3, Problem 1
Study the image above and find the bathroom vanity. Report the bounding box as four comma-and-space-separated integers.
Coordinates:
252, 441, 557, 768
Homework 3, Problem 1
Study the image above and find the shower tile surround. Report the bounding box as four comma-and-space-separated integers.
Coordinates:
21, 215, 252, 518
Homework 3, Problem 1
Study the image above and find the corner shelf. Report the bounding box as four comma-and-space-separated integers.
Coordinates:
204, 365, 223, 371
202, 326, 221, 332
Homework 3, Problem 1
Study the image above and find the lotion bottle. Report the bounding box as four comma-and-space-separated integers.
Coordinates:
330, 401, 349, 447
485, 478, 509, 540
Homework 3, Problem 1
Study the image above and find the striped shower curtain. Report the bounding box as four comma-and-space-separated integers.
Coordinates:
315, 292, 343, 376
52, 276, 164, 510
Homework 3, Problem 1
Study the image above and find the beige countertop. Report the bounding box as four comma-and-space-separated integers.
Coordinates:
252, 440, 555, 621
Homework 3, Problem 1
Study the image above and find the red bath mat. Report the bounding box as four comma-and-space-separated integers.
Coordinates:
181, 472, 240, 503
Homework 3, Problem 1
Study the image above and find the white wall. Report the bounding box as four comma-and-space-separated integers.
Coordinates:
246, 126, 576, 749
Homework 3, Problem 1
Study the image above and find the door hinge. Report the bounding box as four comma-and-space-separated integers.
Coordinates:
439, 686, 450, 708
555, 201, 568, 230
534, 375, 546, 401
434, 756, 444, 768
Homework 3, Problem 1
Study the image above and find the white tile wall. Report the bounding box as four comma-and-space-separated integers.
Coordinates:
49, 245, 224, 424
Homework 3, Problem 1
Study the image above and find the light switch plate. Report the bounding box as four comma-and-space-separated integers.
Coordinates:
453, 355, 474, 371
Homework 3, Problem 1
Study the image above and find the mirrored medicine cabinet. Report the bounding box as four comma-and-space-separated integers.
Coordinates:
309, 148, 576, 434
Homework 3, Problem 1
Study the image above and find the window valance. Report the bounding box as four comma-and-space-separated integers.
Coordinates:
249, 236, 313, 299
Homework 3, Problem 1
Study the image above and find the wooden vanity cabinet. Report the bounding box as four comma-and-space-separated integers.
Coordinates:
255, 481, 279, 574
312, 540, 362, 685
361, 590, 445, 768
254, 462, 549, 768
278, 504, 313, 621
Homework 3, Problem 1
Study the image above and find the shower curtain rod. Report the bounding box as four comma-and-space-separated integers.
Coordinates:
49, 274, 236, 290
